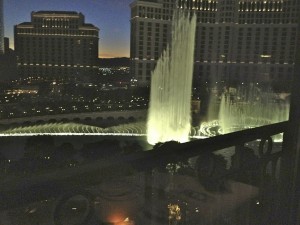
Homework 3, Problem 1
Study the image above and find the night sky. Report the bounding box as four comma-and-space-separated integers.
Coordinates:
4, 0, 133, 58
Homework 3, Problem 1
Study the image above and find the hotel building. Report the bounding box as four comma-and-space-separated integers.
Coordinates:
130, 0, 298, 87
14, 11, 99, 81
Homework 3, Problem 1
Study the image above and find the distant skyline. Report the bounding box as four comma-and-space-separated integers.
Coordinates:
3, 0, 133, 58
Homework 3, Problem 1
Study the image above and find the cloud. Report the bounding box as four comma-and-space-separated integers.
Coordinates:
99, 52, 128, 58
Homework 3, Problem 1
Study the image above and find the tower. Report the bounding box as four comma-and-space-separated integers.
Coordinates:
0, 0, 4, 55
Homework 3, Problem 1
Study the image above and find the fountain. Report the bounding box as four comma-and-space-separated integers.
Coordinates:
219, 86, 290, 135
199, 85, 290, 141
147, 9, 197, 145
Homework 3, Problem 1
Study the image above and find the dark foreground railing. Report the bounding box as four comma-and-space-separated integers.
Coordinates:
0, 121, 288, 225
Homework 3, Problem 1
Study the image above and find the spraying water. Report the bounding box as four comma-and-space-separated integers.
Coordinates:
218, 86, 290, 135
147, 9, 197, 145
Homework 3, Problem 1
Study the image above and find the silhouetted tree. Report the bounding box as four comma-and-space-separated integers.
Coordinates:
52, 142, 78, 168
24, 136, 55, 160
195, 153, 229, 192
80, 139, 122, 160
230, 147, 260, 186
0, 152, 6, 162
122, 141, 143, 154
22, 136, 56, 172
0, 152, 7, 173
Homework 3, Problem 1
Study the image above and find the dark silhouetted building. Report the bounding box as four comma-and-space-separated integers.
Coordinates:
4, 37, 9, 54
0, 0, 4, 55
0, 36, 17, 81
0, 51, 17, 81
14, 11, 99, 81
130, 0, 297, 87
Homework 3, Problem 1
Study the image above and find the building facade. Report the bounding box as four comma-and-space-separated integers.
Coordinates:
4, 37, 9, 53
0, 0, 4, 55
130, 0, 298, 87
14, 11, 99, 81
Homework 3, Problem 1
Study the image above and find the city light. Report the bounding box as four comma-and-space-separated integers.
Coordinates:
0, 0, 297, 224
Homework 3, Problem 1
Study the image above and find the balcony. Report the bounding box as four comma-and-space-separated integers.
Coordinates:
0, 118, 299, 225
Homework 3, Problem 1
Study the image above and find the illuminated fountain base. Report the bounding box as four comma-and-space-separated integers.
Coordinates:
0, 122, 148, 137
200, 91, 290, 142
0, 122, 203, 139
0, 118, 285, 142
199, 119, 284, 142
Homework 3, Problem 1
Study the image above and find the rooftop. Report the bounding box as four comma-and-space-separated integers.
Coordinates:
32, 11, 81, 15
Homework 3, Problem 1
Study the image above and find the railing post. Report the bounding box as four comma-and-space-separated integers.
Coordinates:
233, 144, 244, 171
281, 4, 300, 224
